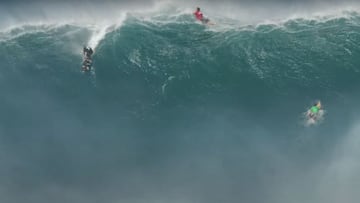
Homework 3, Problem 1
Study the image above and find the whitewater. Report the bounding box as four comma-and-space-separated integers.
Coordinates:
1, 2, 360, 203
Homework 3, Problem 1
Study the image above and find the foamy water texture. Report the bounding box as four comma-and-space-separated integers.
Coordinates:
1, 1, 360, 203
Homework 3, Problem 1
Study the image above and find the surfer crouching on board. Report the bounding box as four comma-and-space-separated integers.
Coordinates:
194, 7, 211, 25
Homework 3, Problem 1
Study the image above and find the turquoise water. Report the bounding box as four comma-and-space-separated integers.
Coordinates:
1, 11, 360, 203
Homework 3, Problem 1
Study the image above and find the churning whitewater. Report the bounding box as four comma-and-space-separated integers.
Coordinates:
1, 4, 360, 203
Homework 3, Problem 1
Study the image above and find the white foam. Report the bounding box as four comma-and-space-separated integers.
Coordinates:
303, 109, 326, 127
87, 13, 127, 51
1, 1, 360, 34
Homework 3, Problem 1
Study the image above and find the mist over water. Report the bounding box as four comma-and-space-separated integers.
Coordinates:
1, 0, 360, 29
1, 1, 360, 203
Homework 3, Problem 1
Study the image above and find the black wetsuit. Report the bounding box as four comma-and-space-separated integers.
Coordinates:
82, 47, 93, 72
83, 47, 93, 57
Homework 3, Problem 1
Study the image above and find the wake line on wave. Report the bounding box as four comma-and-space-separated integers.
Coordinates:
87, 13, 127, 51
87, 26, 109, 51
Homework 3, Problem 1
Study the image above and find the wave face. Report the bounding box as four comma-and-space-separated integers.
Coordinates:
1, 11, 360, 203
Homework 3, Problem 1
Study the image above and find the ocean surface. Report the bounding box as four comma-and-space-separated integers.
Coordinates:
1, 5, 360, 203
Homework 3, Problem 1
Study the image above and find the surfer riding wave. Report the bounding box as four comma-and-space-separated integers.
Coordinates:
82, 46, 93, 72
193, 7, 213, 25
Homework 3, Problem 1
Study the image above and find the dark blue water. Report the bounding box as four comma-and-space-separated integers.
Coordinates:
1, 11, 360, 203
